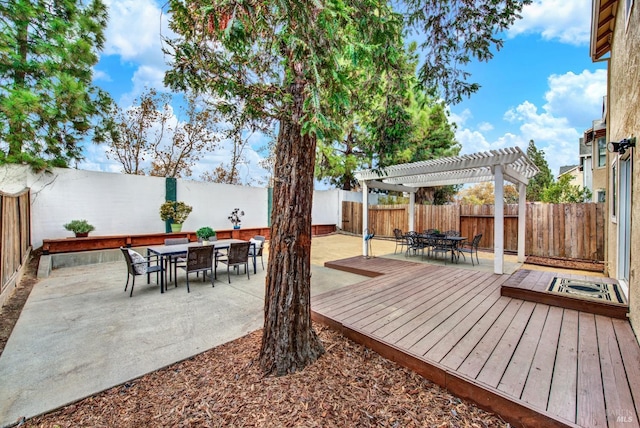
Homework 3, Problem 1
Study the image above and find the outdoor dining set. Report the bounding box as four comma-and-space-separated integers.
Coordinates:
393, 228, 483, 266
120, 236, 265, 297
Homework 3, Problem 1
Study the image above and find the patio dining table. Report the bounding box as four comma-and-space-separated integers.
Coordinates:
146, 239, 256, 293
417, 234, 466, 263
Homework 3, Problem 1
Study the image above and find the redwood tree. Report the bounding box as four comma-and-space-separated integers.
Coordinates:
164, 0, 529, 375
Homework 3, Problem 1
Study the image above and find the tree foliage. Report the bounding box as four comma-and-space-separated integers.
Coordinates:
102, 88, 219, 177
541, 174, 592, 203
458, 181, 519, 205
200, 100, 274, 185
525, 139, 553, 201
405, 0, 531, 103
0, 0, 111, 171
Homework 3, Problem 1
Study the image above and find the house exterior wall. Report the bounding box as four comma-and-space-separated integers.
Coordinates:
605, 0, 640, 339
559, 169, 583, 187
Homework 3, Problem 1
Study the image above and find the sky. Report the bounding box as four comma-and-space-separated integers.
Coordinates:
83, 0, 607, 187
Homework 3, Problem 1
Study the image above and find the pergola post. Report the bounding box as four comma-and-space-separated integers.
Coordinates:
362, 180, 369, 257
409, 191, 415, 232
494, 165, 504, 274
518, 182, 526, 263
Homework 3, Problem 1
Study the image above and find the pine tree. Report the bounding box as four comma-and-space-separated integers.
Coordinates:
0, 0, 111, 171
525, 140, 553, 201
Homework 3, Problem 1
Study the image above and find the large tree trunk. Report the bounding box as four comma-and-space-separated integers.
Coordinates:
259, 74, 324, 375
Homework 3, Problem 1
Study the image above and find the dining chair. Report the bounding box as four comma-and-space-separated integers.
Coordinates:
430, 236, 455, 264
120, 247, 164, 297
164, 237, 189, 284
249, 236, 266, 270
177, 245, 215, 292
216, 241, 251, 283
393, 229, 407, 255
458, 233, 483, 266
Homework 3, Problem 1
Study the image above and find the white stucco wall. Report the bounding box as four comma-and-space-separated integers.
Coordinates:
0, 165, 341, 249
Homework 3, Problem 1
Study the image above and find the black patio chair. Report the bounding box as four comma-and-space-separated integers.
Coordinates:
176, 245, 215, 292
216, 241, 251, 283
120, 247, 164, 297
405, 232, 426, 257
430, 236, 457, 264
393, 229, 407, 255
458, 233, 483, 266
444, 230, 460, 237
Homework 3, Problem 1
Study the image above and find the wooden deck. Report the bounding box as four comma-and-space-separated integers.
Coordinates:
502, 269, 628, 319
313, 256, 640, 428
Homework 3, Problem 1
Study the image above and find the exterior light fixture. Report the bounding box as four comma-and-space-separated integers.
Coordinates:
607, 137, 636, 155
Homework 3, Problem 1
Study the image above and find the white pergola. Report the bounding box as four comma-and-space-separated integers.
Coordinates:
354, 147, 540, 274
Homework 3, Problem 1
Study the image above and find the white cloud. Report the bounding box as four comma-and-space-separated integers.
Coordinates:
93, 69, 112, 82
508, 0, 591, 45
452, 65, 607, 177
543, 69, 607, 126
477, 122, 494, 132
102, 0, 171, 65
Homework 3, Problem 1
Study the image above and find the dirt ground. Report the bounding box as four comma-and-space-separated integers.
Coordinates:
1, 242, 510, 427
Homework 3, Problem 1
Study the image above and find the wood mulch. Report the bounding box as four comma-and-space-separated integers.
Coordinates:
525, 255, 604, 272
3, 252, 507, 428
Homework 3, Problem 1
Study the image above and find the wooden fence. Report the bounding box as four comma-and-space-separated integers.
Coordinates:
1, 189, 31, 301
342, 202, 605, 261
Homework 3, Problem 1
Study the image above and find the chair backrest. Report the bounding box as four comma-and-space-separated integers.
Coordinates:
472, 233, 483, 248
423, 229, 437, 235
227, 242, 251, 264
251, 236, 266, 255
444, 230, 460, 237
120, 247, 147, 275
185, 245, 214, 272
120, 247, 136, 275
393, 229, 403, 239
165, 237, 189, 246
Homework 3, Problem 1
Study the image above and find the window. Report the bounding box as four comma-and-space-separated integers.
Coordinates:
626, 0, 635, 29
597, 189, 606, 203
611, 160, 617, 222
598, 137, 607, 167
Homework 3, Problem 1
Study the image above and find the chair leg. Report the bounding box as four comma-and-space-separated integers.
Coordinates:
129, 276, 136, 297
186, 274, 190, 293
124, 274, 130, 292
227, 265, 231, 284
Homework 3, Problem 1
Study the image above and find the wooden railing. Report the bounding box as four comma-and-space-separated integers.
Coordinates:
342, 202, 605, 261
41, 224, 336, 254
1, 188, 31, 302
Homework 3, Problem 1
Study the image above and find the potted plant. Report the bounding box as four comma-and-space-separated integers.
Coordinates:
63, 219, 95, 238
160, 201, 193, 232
196, 226, 216, 244
228, 208, 244, 229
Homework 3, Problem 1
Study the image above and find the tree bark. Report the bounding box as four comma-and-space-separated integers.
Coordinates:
259, 72, 324, 376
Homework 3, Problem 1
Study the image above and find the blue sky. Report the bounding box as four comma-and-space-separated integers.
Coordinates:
83, 0, 607, 186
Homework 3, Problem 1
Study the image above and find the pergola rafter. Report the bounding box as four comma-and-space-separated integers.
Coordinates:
354, 147, 539, 274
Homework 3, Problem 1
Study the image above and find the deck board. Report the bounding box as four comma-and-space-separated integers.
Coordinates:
520, 306, 564, 410
312, 256, 640, 427
576, 313, 606, 427
596, 316, 637, 428
497, 303, 550, 398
